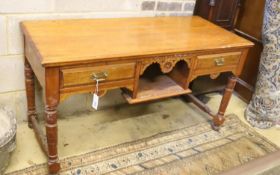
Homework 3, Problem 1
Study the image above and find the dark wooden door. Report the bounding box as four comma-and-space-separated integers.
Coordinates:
234, 0, 265, 102
194, 0, 240, 30
193, 0, 265, 103
212, 0, 240, 29
194, 0, 212, 20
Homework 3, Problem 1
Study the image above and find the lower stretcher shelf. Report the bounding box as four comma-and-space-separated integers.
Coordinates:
123, 75, 191, 104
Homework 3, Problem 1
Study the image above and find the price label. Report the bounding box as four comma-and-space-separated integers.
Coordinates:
92, 93, 99, 110
92, 79, 99, 110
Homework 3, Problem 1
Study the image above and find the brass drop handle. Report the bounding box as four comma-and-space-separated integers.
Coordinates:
214, 57, 225, 66
91, 72, 108, 82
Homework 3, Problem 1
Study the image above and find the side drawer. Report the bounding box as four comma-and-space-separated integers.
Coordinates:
195, 52, 241, 70
61, 62, 135, 87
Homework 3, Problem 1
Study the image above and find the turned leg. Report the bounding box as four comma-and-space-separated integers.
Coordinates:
45, 68, 61, 174
45, 105, 60, 174
212, 76, 237, 130
24, 58, 37, 128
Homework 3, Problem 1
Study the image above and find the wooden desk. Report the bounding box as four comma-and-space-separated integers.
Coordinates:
21, 16, 253, 174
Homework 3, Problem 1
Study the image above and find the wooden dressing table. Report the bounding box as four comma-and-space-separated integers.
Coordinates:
21, 16, 253, 174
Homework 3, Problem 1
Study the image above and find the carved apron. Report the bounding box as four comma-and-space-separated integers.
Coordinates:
245, 0, 280, 128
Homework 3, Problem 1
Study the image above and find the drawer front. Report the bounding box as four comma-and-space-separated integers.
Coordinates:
61, 62, 135, 87
195, 52, 241, 70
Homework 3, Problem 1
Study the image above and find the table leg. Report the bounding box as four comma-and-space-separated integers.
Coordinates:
212, 76, 237, 130
45, 105, 60, 174
45, 68, 60, 174
24, 58, 37, 128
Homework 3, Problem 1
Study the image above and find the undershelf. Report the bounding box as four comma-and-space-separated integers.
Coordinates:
123, 75, 191, 104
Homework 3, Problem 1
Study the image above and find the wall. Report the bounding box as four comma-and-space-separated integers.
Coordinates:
0, 0, 196, 123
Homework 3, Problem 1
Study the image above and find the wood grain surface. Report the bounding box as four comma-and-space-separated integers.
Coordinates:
21, 16, 253, 67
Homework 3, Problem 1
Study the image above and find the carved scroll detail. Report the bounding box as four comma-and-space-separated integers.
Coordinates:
140, 54, 192, 75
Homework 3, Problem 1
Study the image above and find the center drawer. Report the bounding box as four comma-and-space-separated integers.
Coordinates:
61, 62, 135, 87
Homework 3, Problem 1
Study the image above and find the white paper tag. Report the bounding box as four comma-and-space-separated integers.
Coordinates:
92, 93, 99, 110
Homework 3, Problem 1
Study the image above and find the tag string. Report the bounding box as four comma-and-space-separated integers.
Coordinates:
95, 80, 99, 94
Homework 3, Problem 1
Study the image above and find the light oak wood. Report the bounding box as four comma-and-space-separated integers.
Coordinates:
194, 51, 242, 76
124, 75, 192, 104
21, 16, 252, 67
60, 79, 134, 95
195, 52, 241, 69
25, 38, 45, 87
61, 62, 135, 87
22, 16, 253, 174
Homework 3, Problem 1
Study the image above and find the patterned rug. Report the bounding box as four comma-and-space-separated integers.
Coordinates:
6, 114, 279, 175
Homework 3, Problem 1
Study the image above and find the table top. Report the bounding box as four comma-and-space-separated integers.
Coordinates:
21, 16, 253, 67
